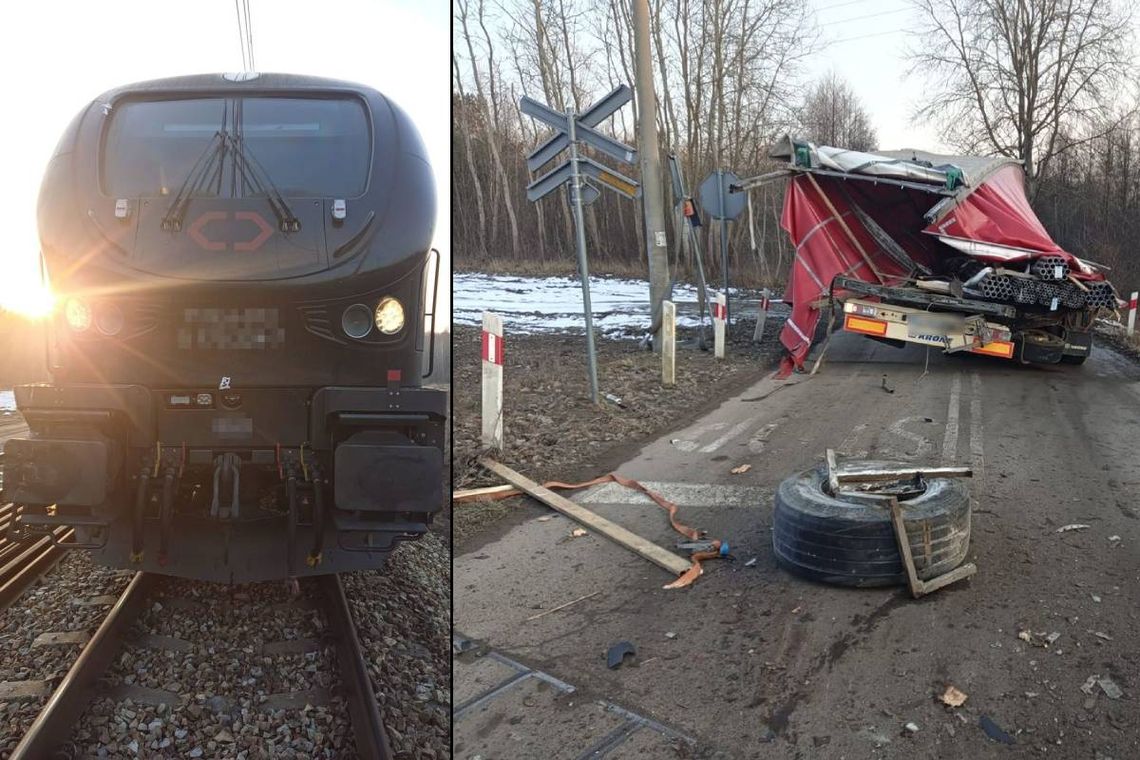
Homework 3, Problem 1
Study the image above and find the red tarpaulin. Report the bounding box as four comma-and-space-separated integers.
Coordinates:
777, 175, 912, 373
776, 162, 1102, 376
924, 164, 1072, 263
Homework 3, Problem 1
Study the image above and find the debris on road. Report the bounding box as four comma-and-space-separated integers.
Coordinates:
744, 557, 757, 567
479, 459, 727, 588
903, 721, 919, 734
453, 483, 518, 503
1108, 534, 1121, 544
1093, 631, 1113, 641
665, 631, 677, 639
1092, 594, 1102, 603
571, 528, 588, 538
979, 714, 1015, 744
1097, 676, 1123, 699
602, 392, 627, 409
1081, 675, 1099, 695
479, 459, 692, 577
525, 591, 600, 621
1056, 523, 1091, 533
606, 640, 636, 669
940, 685, 968, 707
881, 375, 895, 394
730, 463, 752, 474
1018, 630, 1061, 647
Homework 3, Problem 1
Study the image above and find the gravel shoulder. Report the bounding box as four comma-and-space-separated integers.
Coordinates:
452, 321, 785, 548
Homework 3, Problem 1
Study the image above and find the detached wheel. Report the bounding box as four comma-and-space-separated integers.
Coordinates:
772, 462, 971, 587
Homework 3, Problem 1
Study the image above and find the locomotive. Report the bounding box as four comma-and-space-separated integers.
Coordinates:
2, 73, 445, 582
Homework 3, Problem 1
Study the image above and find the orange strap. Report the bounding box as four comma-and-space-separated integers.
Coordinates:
458, 473, 719, 589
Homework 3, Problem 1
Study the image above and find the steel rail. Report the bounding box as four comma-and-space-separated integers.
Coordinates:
317, 573, 393, 760
10, 572, 156, 760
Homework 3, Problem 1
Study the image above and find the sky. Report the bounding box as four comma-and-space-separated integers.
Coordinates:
0, 0, 449, 319
805, 0, 945, 152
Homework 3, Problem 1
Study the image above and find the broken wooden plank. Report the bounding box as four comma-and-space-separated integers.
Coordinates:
479, 458, 690, 576
825, 449, 840, 493
453, 484, 517, 504
835, 464, 972, 484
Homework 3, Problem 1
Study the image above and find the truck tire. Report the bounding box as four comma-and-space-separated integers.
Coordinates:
772, 462, 971, 587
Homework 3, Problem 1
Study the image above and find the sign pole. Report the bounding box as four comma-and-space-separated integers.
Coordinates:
718, 169, 730, 326
568, 113, 600, 404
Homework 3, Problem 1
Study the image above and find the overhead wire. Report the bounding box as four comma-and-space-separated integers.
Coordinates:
819, 7, 909, 26
245, 0, 256, 71
233, 0, 256, 71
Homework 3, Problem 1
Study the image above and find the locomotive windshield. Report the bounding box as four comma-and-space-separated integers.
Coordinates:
102, 96, 370, 199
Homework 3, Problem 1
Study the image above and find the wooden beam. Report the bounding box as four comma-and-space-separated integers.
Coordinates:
480, 458, 691, 576
452, 484, 518, 504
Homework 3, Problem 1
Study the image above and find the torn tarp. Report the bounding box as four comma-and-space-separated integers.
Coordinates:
765, 137, 1108, 373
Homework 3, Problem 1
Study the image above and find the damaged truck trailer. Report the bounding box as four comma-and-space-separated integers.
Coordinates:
737, 137, 1121, 373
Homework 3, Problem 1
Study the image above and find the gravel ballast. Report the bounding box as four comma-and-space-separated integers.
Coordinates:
342, 531, 451, 760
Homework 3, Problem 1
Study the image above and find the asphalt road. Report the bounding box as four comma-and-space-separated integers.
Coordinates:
454, 333, 1140, 759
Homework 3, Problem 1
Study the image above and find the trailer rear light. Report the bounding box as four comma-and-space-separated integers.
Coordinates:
970, 340, 1014, 359
843, 302, 878, 317
844, 314, 889, 336
64, 298, 93, 331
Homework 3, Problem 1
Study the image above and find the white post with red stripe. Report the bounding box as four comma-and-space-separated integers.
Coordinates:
481, 312, 504, 451
1128, 291, 1138, 336
662, 300, 676, 387
712, 291, 727, 359
752, 288, 771, 343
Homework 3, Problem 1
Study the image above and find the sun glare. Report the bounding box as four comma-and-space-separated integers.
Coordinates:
1, 283, 56, 320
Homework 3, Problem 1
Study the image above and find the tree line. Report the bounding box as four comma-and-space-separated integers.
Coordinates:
453, 0, 1138, 296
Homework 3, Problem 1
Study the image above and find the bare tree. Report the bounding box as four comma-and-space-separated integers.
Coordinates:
798, 72, 877, 151
907, 0, 1136, 196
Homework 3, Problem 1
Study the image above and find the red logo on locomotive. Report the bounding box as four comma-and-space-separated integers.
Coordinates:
187, 211, 275, 252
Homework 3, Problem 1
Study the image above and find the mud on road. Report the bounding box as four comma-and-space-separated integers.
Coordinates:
451, 322, 785, 546
454, 332, 1140, 759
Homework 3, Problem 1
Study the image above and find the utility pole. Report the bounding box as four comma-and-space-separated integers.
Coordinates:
632, 0, 669, 353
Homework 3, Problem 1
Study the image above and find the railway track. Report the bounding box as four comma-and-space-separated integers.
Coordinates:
8, 571, 392, 758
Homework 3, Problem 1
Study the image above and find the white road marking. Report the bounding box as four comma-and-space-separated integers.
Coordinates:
941, 374, 962, 464
577, 480, 770, 508
838, 422, 866, 452
748, 422, 780, 453
670, 422, 728, 452
970, 372, 985, 481
699, 419, 753, 453
887, 416, 934, 459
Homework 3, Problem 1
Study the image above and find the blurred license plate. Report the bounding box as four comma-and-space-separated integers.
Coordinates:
907, 313, 964, 339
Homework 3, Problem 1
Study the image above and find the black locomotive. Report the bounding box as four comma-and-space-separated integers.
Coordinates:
3, 73, 445, 582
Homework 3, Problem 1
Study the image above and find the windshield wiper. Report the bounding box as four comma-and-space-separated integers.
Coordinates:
160, 130, 227, 232
223, 132, 301, 232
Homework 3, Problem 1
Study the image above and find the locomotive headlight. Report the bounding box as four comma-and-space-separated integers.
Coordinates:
64, 298, 92, 332
94, 303, 124, 336
374, 297, 404, 334
341, 303, 374, 339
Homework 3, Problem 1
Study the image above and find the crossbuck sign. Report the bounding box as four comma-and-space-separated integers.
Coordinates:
521, 85, 640, 403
